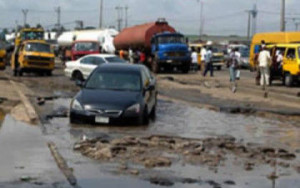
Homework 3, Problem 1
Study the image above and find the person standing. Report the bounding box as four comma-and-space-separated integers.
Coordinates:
200, 46, 207, 73
258, 46, 271, 90
128, 48, 134, 64
228, 48, 240, 93
203, 47, 213, 77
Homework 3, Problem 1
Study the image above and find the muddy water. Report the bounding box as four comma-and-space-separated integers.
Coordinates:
50, 98, 300, 151
43, 98, 300, 188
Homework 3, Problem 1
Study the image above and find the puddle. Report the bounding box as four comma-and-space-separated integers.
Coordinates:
42, 98, 300, 188
0, 115, 69, 186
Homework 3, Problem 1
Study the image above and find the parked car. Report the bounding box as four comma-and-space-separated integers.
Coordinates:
70, 63, 157, 125
239, 47, 250, 69
64, 54, 127, 81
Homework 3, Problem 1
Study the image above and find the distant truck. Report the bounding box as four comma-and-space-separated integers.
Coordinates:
114, 19, 191, 73
71, 40, 100, 60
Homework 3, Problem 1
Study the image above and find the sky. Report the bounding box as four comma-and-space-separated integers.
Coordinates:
0, 0, 300, 36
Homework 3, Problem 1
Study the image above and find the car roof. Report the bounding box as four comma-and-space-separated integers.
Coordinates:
85, 54, 118, 58
95, 63, 144, 74
267, 43, 300, 48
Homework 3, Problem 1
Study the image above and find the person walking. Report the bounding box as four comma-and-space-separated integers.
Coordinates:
191, 47, 199, 72
203, 47, 213, 77
258, 46, 271, 93
228, 48, 240, 93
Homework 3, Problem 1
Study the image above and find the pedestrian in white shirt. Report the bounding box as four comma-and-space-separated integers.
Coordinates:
258, 46, 271, 89
191, 48, 199, 72
200, 46, 207, 72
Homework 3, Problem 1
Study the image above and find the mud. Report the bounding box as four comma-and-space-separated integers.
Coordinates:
74, 135, 298, 174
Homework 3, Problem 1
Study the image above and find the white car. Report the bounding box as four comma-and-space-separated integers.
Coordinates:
64, 54, 127, 81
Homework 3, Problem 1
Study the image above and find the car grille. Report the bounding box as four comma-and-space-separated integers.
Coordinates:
85, 106, 122, 118
27, 56, 52, 61
28, 62, 50, 67
211, 57, 224, 62
166, 52, 186, 57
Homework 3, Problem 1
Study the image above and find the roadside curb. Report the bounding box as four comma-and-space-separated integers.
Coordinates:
9, 80, 39, 123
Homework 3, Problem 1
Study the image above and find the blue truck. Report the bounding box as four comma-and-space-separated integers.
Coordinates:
114, 19, 191, 73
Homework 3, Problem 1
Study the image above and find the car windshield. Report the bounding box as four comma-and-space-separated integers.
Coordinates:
240, 48, 250, 58
157, 36, 185, 44
75, 42, 98, 52
85, 71, 141, 91
21, 31, 44, 41
105, 56, 127, 63
25, 43, 51, 53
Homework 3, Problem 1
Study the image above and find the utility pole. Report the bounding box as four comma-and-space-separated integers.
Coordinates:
280, 0, 286, 31
115, 6, 123, 31
246, 11, 251, 39
99, 0, 103, 28
197, 0, 204, 40
22, 9, 29, 26
124, 5, 129, 28
55, 6, 61, 30
251, 4, 258, 36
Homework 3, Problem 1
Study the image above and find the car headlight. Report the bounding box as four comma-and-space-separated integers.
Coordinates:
71, 99, 83, 111
126, 103, 140, 113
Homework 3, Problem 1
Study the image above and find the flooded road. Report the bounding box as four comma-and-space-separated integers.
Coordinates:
40, 98, 300, 188
0, 115, 71, 188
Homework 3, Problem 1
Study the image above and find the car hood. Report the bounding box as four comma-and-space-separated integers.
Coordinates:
79, 89, 142, 110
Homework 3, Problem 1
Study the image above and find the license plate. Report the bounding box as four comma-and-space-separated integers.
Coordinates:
95, 116, 109, 124
167, 60, 173, 63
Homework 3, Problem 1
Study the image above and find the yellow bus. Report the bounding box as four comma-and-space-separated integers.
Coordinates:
250, 32, 300, 69
0, 48, 6, 70
267, 43, 300, 86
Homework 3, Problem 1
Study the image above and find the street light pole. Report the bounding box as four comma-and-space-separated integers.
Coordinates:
280, 0, 285, 31
22, 9, 29, 26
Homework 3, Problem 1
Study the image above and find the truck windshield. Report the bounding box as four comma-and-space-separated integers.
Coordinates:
21, 31, 44, 41
25, 43, 51, 53
74, 42, 98, 52
157, 36, 185, 44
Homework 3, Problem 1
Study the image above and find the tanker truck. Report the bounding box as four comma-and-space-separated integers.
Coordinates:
114, 19, 191, 73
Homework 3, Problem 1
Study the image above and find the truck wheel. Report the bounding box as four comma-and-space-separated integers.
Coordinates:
151, 60, 160, 73
284, 73, 293, 87
73, 71, 84, 81
182, 65, 190, 74
18, 69, 23, 77
46, 71, 52, 76
13, 69, 18, 77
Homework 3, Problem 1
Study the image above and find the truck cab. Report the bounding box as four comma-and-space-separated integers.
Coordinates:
151, 33, 191, 73
71, 40, 100, 61
11, 28, 54, 76
12, 40, 55, 76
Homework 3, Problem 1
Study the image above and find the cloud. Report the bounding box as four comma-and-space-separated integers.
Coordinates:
0, 0, 299, 35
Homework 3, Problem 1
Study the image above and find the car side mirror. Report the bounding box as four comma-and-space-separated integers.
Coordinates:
76, 80, 84, 87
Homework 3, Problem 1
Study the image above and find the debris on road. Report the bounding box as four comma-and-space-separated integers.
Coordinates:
74, 135, 298, 175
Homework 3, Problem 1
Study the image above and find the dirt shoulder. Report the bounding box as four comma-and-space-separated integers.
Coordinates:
157, 70, 300, 116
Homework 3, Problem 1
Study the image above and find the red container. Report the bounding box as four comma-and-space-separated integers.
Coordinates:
114, 20, 176, 50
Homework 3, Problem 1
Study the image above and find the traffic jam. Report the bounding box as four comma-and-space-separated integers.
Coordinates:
0, 1, 300, 188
